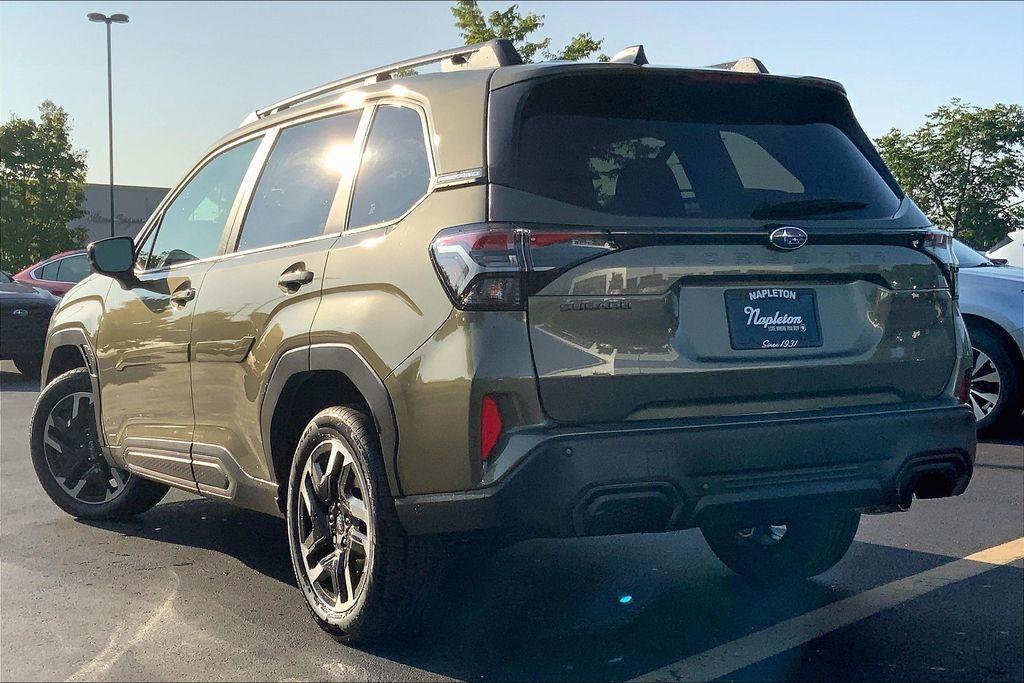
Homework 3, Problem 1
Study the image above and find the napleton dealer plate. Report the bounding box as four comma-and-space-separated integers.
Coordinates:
724, 287, 823, 350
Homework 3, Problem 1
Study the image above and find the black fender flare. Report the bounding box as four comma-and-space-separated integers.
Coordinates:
259, 343, 402, 497
41, 327, 110, 455
43, 327, 95, 384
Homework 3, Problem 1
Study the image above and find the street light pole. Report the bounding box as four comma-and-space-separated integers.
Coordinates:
87, 12, 129, 239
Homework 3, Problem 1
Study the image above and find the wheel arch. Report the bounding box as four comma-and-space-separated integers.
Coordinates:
42, 328, 94, 385
260, 344, 402, 509
963, 314, 1024, 374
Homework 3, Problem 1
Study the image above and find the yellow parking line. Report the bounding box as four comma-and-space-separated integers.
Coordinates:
632, 537, 1024, 682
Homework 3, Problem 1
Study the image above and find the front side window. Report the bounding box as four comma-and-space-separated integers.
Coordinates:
237, 112, 361, 252
55, 254, 90, 282
348, 105, 431, 229
147, 139, 260, 270
134, 225, 158, 270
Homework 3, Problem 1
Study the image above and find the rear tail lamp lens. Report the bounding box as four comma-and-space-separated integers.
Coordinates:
480, 395, 503, 461
429, 223, 617, 310
430, 225, 522, 310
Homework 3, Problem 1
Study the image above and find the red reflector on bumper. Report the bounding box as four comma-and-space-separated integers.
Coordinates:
480, 395, 503, 461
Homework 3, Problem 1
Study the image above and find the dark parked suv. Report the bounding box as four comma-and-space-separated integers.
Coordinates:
31, 41, 976, 643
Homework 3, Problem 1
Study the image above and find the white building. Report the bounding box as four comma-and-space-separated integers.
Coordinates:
71, 183, 168, 243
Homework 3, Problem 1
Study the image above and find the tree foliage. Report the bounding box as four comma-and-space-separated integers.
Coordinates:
875, 99, 1024, 249
451, 0, 607, 63
0, 101, 88, 272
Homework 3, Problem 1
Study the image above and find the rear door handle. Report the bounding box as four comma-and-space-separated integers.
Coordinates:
278, 270, 314, 291
171, 287, 196, 305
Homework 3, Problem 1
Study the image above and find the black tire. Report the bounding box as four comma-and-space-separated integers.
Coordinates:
30, 368, 168, 520
13, 354, 42, 379
967, 323, 1022, 434
286, 406, 443, 644
701, 510, 860, 583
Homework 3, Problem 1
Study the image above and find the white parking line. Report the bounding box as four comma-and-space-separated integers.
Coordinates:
66, 572, 180, 682
632, 537, 1024, 682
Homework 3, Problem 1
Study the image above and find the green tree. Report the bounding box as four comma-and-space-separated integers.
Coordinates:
875, 99, 1024, 249
451, 0, 607, 63
0, 101, 88, 272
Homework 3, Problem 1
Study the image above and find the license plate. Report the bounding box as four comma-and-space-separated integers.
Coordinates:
725, 288, 822, 350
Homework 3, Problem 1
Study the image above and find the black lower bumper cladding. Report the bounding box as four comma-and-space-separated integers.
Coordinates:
396, 401, 976, 538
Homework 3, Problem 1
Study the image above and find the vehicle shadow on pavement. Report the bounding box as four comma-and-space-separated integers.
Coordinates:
982, 413, 1024, 444
0, 369, 40, 393
80, 497, 297, 586
364, 533, 983, 682
78, 496, 1019, 682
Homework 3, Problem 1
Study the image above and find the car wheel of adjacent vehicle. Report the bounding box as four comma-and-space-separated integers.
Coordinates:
286, 406, 443, 644
13, 354, 43, 379
967, 324, 1021, 433
30, 368, 169, 519
701, 510, 860, 583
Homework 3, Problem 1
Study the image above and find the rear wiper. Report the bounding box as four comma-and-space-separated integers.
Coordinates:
751, 198, 869, 219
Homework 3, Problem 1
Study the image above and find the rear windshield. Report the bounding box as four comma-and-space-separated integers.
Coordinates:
490, 72, 901, 221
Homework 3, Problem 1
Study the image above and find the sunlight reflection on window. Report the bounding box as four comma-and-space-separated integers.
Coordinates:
322, 143, 357, 175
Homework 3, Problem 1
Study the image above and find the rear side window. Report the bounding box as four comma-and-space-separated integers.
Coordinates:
55, 254, 89, 282
237, 111, 361, 251
491, 73, 901, 222
148, 138, 260, 270
348, 105, 431, 229
37, 260, 60, 280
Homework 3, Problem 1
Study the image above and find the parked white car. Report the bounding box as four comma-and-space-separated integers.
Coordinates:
954, 240, 1024, 431
986, 229, 1024, 268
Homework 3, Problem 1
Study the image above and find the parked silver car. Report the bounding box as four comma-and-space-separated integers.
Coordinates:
954, 240, 1024, 431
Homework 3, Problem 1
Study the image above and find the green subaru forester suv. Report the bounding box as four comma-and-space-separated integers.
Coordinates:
31, 41, 977, 643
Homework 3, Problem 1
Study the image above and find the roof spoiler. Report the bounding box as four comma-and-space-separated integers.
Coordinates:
606, 44, 771, 75
610, 45, 649, 66
706, 57, 770, 74
243, 39, 523, 124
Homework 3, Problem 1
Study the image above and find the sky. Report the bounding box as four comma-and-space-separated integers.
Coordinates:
2, 1, 1022, 188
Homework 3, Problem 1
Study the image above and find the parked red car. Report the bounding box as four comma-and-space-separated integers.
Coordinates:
12, 249, 90, 297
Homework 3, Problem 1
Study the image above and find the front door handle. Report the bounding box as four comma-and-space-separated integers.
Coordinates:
170, 287, 196, 305
278, 269, 314, 292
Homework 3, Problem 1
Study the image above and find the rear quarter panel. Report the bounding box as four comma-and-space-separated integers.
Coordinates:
311, 185, 485, 378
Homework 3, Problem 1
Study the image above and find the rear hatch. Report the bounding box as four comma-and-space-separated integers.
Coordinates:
487, 68, 957, 423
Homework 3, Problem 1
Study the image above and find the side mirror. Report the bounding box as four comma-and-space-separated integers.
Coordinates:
88, 236, 135, 281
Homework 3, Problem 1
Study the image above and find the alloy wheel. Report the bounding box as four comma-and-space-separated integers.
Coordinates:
969, 347, 1002, 421
42, 391, 130, 504
295, 437, 373, 617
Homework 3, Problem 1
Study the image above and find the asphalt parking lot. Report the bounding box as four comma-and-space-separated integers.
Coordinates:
1, 362, 1021, 682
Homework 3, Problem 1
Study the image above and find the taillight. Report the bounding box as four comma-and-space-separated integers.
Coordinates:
480, 395, 503, 461
916, 228, 958, 298
429, 223, 618, 310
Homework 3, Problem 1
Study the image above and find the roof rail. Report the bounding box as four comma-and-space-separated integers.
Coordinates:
249, 39, 523, 122
706, 57, 770, 74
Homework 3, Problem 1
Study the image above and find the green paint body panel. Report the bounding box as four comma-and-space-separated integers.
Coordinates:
39, 60, 976, 531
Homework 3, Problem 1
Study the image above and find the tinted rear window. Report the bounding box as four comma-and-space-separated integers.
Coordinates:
490, 73, 901, 221
56, 254, 89, 282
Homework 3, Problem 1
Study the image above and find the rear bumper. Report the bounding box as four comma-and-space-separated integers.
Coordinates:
395, 401, 976, 537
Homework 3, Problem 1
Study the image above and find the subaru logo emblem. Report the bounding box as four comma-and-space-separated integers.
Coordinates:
769, 226, 808, 251
12, 309, 29, 317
